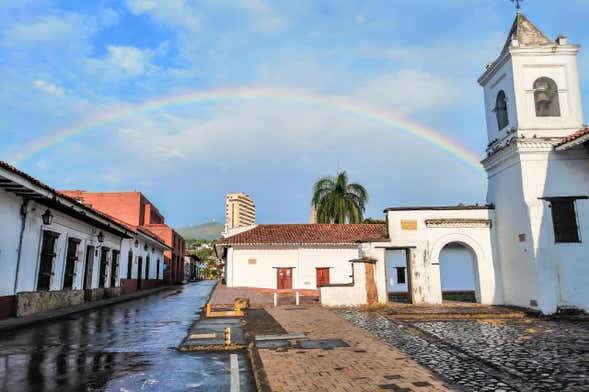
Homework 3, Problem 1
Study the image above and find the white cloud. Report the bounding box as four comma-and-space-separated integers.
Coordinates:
232, 0, 286, 32
33, 79, 64, 95
3, 14, 90, 46
86, 46, 156, 78
126, 0, 201, 31
353, 69, 459, 114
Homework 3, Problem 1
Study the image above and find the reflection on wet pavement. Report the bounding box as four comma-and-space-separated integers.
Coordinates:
0, 281, 254, 392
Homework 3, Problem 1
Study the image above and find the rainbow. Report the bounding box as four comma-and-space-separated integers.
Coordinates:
8, 87, 485, 173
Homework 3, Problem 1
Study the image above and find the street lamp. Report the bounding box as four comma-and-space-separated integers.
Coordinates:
143, 244, 148, 252
97, 231, 104, 243
134, 239, 139, 248
42, 209, 53, 225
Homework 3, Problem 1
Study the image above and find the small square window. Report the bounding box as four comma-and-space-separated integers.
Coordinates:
394, 267, 406, 284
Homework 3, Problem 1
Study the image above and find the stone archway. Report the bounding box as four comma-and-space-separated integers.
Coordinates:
439, 242, 477, 302
430, 234, 487, 304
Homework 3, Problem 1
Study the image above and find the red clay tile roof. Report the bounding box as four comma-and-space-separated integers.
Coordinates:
217, 224, 388, 245
555, 128, 589, 149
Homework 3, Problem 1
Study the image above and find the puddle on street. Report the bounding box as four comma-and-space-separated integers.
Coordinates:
0, 281, 254, 392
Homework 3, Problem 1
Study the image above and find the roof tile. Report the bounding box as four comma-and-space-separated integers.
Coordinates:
218, 224, 388, 245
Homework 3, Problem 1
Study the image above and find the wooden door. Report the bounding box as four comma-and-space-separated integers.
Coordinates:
316, 268, 330, 287
63, 238, 80, 290
276, 268, 293, 289
98, 248, 109, 288
37, 231, 59, 291
110, 250, 119, 288
137, 256, 143, 289
83, 245, 94, 290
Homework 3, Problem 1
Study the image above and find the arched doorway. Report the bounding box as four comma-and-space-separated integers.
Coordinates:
439, 242, 478, 302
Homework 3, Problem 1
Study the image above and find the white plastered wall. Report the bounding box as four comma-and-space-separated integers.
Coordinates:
385, 209, 503, 305
225, 245, 358, 289
120, 238, 166, 280
15, 200, 123, 293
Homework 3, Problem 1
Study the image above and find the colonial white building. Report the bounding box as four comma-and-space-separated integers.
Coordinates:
322, 13, 589, 314
0, 161, 169, 319
216, 224, 388, 290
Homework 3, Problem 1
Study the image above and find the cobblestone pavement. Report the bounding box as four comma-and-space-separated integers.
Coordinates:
258, 306, 455, 391
335, 309, 589, 392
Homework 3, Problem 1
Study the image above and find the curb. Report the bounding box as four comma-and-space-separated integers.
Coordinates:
247, 342, 272, 392
0, 284, 182, 333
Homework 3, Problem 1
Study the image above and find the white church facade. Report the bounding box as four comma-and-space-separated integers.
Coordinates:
321, 13, 589, 315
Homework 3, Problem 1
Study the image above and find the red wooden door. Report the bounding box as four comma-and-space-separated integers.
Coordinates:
316, 268, 330, 287
277, 268, 293, 289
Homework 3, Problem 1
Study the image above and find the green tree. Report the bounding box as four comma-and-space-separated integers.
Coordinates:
311, 171, 368, 224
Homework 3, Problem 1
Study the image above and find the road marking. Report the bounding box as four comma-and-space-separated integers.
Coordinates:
230, 353, 240, 392
189, 333, 217, 339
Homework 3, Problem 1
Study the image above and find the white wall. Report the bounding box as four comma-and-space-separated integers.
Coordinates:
0, 189, 24, 297
14, 200, 124, 293
320, 262, 370, 306
522, 148, 589, 313
119, 238, 165, 280
226, 245, 358, 289
486, 140, 589, 314
385, 208, 502, 305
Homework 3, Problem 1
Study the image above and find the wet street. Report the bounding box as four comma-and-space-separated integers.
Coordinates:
0, 281, 254, 392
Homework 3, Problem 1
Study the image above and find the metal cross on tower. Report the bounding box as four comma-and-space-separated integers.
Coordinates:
511, 0, 524, 10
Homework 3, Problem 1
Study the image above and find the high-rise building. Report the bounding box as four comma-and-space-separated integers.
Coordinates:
225, 193, 256, 231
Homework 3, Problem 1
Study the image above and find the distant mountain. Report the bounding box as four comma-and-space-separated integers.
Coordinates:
176, 222, 224, 241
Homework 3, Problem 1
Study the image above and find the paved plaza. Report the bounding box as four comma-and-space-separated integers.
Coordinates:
336, 308, 589, 392
256, 306, 454, 392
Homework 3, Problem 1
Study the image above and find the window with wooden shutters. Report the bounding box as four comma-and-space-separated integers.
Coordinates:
37, 231, 60, 291
98, 248, 110, 288
550, 199, 580, 243
63, 237, 81, 290
127, 251, 133, 279
110, 250, 120, 288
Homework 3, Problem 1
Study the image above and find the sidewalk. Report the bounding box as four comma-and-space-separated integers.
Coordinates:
0, 285, 181, 333
210, 284, 319, 306
256, 306, 455, 392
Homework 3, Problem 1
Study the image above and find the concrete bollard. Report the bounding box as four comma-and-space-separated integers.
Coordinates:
296, 291, 300, 306
224, 327, 231, 347
273, 292, 278, 307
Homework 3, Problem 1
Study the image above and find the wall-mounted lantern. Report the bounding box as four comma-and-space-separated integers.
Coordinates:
134, 239, 139, 248
144, 244, 148, 252
152, 247, 155, 253
97, 231, 104, 243
42, 209, 54, 225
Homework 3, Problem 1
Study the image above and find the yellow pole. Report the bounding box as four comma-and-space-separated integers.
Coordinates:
206, 303, 211, 317
224, 327, 231, 347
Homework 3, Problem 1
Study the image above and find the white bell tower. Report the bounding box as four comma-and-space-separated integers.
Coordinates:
478, 12, 589, 315
479, 12, 584, 152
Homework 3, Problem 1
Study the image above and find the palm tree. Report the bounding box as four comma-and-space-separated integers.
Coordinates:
311, 171, 368, 224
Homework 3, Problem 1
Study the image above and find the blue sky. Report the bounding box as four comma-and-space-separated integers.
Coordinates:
2, 0, 589, 227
